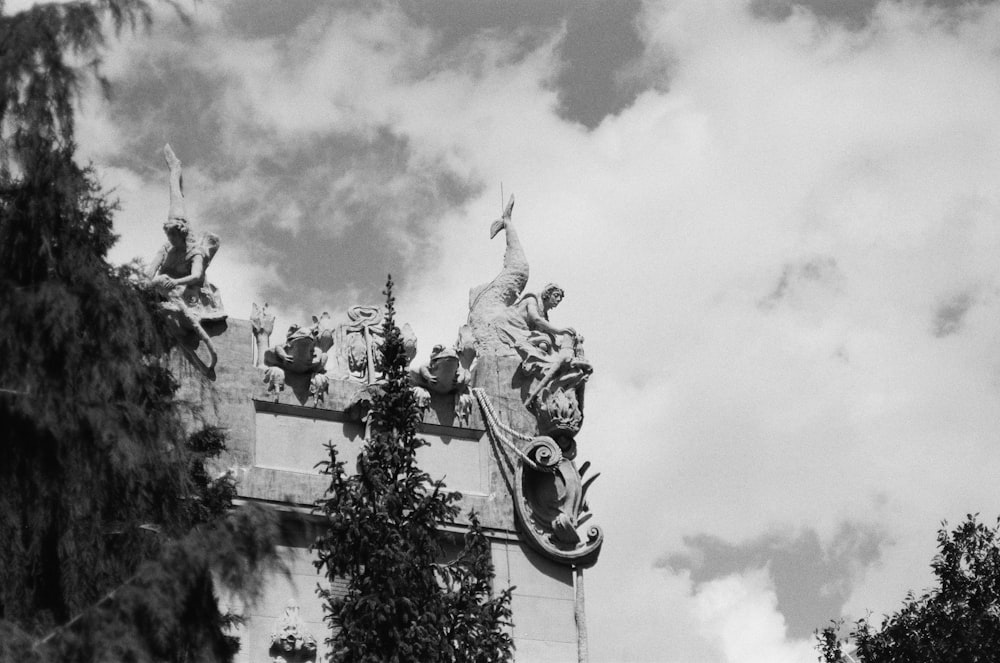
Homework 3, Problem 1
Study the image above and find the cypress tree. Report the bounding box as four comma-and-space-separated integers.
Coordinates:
0, 2, 280, 661
313, 277, 514, 663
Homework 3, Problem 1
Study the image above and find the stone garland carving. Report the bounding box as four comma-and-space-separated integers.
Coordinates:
254, 303, 430, 410
268, 600, 317, 663
467, 195, 602, 566
146, 144, 226, 377
333, 306, 378, 382
250, 303, 420, 413
327, 306, 415, 383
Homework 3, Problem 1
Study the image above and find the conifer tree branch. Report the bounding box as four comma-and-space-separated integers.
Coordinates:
312, 276, 513, 662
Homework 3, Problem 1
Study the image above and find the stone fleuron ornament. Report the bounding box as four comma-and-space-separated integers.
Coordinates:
268, 600, 317, 662
146, 144, 226, 377
251, 302, 275, 368
467, 194, 601, 566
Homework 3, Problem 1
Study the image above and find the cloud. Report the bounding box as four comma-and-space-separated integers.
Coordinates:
758, 255, 843, 311
82, 4, 513, 324
692, 568, 816, 663
393, 0, 652, 128
663, 522, 888, 638
932, 290, 976, 337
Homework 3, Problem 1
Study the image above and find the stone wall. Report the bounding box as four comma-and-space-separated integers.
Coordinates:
181, 319, 580, 662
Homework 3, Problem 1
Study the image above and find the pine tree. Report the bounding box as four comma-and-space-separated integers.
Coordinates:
313, 277, 514, 663
0, 2, 280, 661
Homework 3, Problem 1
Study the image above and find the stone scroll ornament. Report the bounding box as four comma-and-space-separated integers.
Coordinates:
146, 144, 226, 377
475, 388, 603, 565
467, 195, 602, 566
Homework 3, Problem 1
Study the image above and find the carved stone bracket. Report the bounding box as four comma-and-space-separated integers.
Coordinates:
515, 437, 603, 565
474, 388, 602, 567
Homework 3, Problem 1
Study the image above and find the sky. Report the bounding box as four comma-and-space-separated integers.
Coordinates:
12, 0, 1000, 660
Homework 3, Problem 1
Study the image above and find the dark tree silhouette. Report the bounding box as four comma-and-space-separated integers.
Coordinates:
0, 2, 280, 661
313, 277, 514, 663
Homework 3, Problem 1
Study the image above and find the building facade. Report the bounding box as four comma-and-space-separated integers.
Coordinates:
181, 304, 601, 662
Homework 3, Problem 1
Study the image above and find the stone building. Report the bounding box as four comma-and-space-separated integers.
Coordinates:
157, 159, 603, 661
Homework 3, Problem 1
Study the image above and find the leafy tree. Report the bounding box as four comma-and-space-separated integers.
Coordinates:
313, 277, 514, 663
818, 515, 1000, 663
0, 2, 279, 661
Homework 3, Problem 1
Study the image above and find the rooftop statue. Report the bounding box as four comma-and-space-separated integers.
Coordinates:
468, 194, 591, 437
467, 194, 601, 566
147, 144, 225, 376
467, 195, 576, 355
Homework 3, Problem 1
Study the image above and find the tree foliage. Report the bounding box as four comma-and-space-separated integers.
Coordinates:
818, 515, 1000, 663
313, 277, 514, 663
1, 0, 154, 172
0, 2, 279, 661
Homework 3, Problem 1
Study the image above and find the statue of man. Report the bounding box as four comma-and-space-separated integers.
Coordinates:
508, 282, 576, 340
467, 195, 576, 353
146, 144, 224, 375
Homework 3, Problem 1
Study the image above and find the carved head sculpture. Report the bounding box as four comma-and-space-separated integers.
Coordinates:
540, 283, 564, 310
429, 345, 461, 376
162, 217, 191, 249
